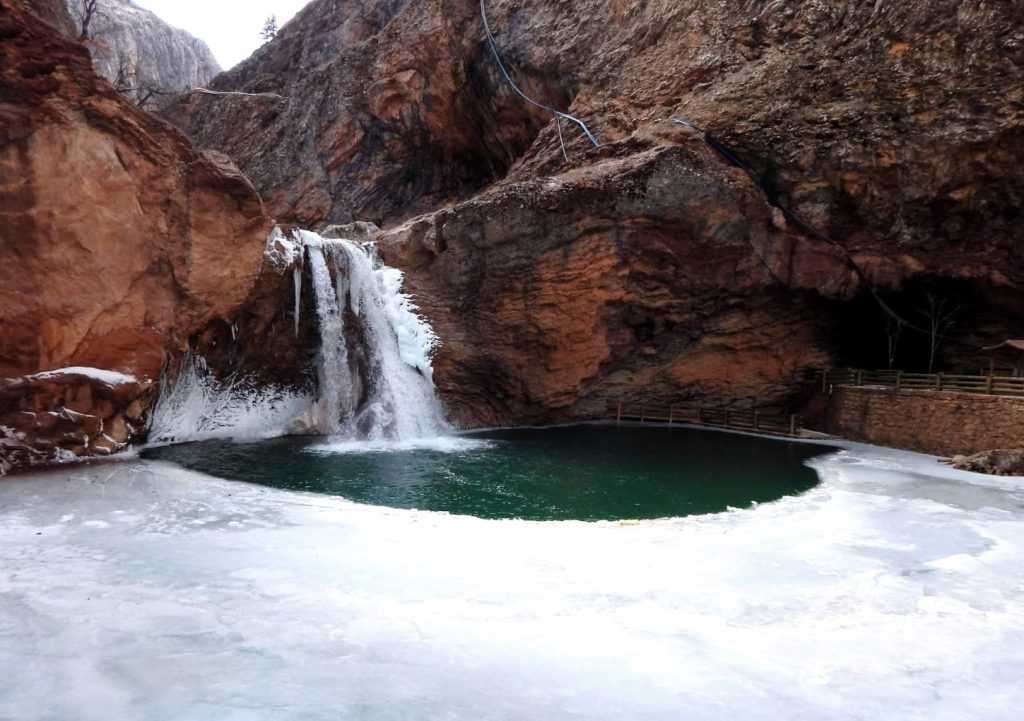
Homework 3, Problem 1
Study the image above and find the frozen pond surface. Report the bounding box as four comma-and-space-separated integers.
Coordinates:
142, 425, 829, 521
1, 441, 1023, 720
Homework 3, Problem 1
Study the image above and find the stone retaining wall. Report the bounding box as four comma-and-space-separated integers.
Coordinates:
819, 386, 1024, 456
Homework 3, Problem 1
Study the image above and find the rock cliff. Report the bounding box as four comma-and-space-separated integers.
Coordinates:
167, 0, 1023, 427
0, 0, 270, 470
64, 0, 220, 107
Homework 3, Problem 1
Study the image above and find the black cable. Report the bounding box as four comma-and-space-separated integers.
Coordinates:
481, 0, 599, 148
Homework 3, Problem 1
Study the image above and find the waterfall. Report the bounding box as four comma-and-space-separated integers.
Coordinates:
297, 230, 447, 441
305, 239, 352, 435
149, 229, 448, 444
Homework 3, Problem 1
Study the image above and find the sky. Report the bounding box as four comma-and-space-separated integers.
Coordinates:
132, 0, 313, 69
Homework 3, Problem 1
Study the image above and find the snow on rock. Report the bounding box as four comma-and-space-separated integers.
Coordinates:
262, 226, 301, 274
0, 444, 1022, 719
6, 366, 139, 387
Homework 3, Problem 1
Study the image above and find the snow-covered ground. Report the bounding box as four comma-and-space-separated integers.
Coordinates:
1, 442, 1022, 720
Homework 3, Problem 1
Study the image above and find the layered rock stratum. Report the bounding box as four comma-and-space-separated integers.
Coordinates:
169, 0, 1023, 426
0, 0, 269, 469
63, 0, 221, 107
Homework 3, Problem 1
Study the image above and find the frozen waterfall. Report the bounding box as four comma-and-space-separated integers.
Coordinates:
297, 230, 446, 440
149, 230, 447, 444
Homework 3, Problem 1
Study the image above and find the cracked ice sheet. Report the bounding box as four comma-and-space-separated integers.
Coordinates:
0, 443, 1022, 721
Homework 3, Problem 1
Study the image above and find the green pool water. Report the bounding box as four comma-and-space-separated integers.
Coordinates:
142, 424, 831, 521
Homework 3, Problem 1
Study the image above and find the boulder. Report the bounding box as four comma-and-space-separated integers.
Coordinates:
951, 449, 1024, 477
0, 1, 271, 470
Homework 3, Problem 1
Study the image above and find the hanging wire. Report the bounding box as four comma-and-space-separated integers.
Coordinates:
480, 0, 599, 150
555, 115, 568, 161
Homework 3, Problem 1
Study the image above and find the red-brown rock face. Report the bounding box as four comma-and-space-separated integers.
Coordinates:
166, 0, 1022, 427
377, 145, 847, 426
0, 0, 272, 469
168, 0, 1023, 243
161, 0, 558, 227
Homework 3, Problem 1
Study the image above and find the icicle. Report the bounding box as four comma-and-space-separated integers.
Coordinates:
148, 355, 312, 443
293, 264, 302, 338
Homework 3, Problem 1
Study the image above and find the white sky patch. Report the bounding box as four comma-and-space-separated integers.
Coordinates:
132, 0, 313, 69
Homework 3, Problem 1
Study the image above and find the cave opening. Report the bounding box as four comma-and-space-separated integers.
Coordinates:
821, 275, 1014, 375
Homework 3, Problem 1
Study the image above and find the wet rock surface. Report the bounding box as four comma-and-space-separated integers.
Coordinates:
379, 146, 840, 426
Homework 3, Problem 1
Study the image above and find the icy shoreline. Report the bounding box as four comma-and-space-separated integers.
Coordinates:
1, 444, 1022, 720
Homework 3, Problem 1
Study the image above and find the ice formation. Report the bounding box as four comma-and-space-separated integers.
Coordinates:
148, 355, 312, 443
148, 229, 446, 444
0, 441, 1021, 719
295, 230, 446, 440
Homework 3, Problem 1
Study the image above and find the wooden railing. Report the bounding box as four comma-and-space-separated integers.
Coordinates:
607, 402, 802, 437
820, 369, 1024, 397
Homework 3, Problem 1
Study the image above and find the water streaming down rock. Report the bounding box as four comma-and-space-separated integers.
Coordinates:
149, 229, 448, 444
304, 237, 353, 435
296, 230, 447, 440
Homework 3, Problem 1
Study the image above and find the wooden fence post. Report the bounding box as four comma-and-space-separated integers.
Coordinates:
856, 369, 863, 386
725, 409, 731, 427
640, 404, 646, 422
895, 371, 902, 391
789, 414, 797, 436
986, 375, 993, 395
936, 374, 942, 391
616, 402, 622, 421
668, 404, 675, 423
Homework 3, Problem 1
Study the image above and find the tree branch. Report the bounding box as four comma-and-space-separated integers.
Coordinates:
194, 88, 288, 101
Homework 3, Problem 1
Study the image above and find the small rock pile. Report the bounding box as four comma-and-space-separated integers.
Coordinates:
0, 371, 153, 474
951, 449, 1024, 477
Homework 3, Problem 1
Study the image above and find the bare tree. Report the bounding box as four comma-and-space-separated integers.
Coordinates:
135, 83, 184, 110
917, 293, 958, 373
884, 316, 902, 370
107, 51, 185, 109
261, 15, 279, 42
76, 0, 103, 40
111, 54, 135, 95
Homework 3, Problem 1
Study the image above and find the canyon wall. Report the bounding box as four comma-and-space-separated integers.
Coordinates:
4, 0, 1022, 467
377, 146, 842, 425
168, 0, 1024, 427
64, 0, 221, 106
0, 0, 270, 469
